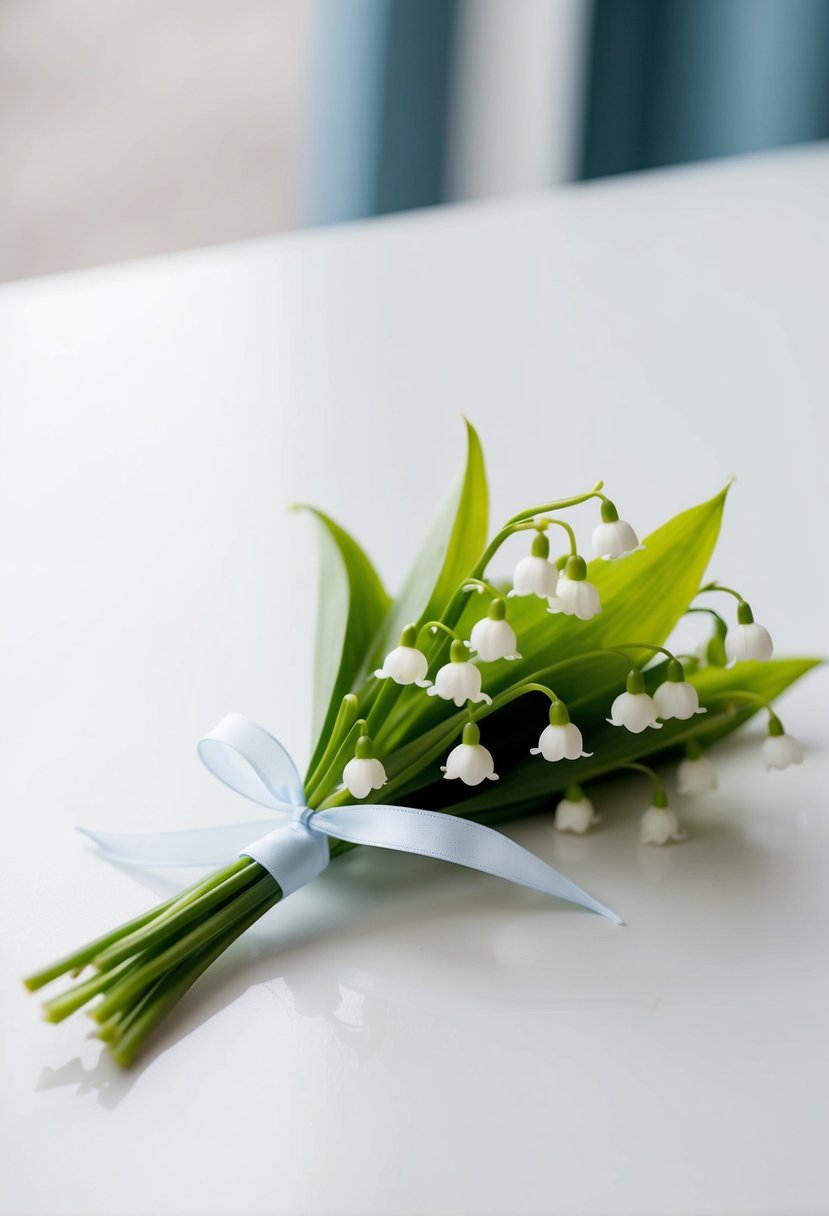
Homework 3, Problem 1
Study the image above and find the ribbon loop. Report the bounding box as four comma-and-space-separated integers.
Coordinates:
197, 713, 304, 812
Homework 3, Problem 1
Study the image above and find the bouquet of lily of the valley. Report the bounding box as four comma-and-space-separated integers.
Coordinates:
26, 421, 817, 1065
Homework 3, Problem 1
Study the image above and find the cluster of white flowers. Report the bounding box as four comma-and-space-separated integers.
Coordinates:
607, 661, 704, 733
338, 497, 802, 846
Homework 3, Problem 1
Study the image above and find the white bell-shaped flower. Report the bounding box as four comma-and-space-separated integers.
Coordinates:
509, 530, 559, 599
547, 555, 601, 621
762, 716, 803, 771
441, 722, 499, 786
427, 639, 492, 707
592, 500, 640, 559
608, 670, 662, 733
374, 624, 431, 687
653, 659, 706, 721
639, 789, 686, 845
554, 785, 600, 834
724, 601, 773, 663
342, 734, 387, 800
676, 744, 718, 796
530, 700, 592, 761
469, 597, 520, 662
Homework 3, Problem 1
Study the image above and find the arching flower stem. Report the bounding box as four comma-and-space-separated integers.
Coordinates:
622, 762, 668, 805
462, 577, 504, 599
537, 517, 578, 556
469, 680, 561, 722
685, 605, 729, 630
448, 482, 606, 613
419, 619, 465, 645
711, 689, 780, 730
612, 643, 677, 663
697, 582, 746, 604
503, 480, 605, 529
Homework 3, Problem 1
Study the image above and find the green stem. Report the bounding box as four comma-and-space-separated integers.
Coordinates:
419, 620, 464, 645
461, 577, 503, 599
536, 518, 577, 556
471, 680, 560, 720
304, 694, 359, 793
621, 762, 667, 802
23, 859, 253, 992
92, 876, 277, 1024
42, 958, 141, 1023
685, 606, 728, 628
91, 862, 264, 972
305, 719, 366, 807
364, 677, 408, 745
711, 690, 778, 727
612, 642, 677, 663
697, 582, 745, 603
110, 889, 280, 1068
503, 481, 605, 529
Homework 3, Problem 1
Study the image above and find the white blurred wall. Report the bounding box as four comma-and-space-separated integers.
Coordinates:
0, 0, 310, 282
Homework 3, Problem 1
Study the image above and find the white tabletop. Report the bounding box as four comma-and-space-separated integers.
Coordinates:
1, 146, 827, 1216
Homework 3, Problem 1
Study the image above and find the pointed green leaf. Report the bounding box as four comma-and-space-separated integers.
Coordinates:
372, 418, 488, 663
300, 508, 391, 775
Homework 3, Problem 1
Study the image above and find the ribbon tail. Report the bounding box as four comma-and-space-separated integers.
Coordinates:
77, 820, 281, 867
311, 804, 623, 924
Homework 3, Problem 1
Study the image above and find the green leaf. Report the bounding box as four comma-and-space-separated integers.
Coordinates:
371, 418, 488, 664
299, 508, 391, 776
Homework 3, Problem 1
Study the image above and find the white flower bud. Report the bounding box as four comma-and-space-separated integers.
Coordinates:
652, 660, 706, 721
554, 787, 600, 834
640, 804, 686, 845
724, 602, 773, 663
547, 555, 600, 621
762, 720, 803, 771
374, 625, 431, 687
469, 598, 520, 662
510, 531, 559, 599
592, 501, 639, 559
441, 722, 499, 786
530, 701, 591, 761
608, 671, 662, 733
342, 735, 387, 800
427, 639, 492, 707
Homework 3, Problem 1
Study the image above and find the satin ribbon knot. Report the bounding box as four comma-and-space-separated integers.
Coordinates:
79, 712, 622, 923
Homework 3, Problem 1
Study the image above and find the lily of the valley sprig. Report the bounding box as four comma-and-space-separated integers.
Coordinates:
25, 420, 818, 1066
332, 480, 804, 845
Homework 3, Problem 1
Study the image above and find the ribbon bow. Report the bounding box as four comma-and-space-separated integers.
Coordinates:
80, 713, 622, 923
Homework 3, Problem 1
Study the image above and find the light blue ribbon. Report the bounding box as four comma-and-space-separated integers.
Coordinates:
79, 713, 622, 923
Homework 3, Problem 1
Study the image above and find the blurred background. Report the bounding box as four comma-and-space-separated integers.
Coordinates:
2, 0, 829, 283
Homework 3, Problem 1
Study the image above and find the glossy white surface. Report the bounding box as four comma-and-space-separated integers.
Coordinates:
1, 147, 827, 1216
